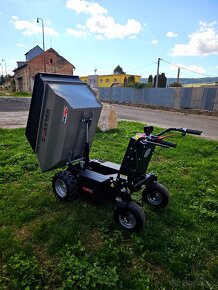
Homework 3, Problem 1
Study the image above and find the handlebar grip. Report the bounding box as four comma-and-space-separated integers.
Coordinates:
185, 129, 202, 135
159, 139, 177, 148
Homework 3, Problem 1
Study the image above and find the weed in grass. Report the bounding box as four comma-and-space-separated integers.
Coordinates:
1, 253, 45, 289
60, 241, 119, 289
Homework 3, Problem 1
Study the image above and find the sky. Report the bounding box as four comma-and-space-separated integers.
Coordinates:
0, 0, 218, 79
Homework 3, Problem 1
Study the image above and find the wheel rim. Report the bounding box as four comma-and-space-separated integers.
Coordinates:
119, 211, 136, 229
55, 179, 67, 198
147, 191, 162, 205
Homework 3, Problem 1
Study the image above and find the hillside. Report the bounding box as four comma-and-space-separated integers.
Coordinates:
141, 77, 218, 85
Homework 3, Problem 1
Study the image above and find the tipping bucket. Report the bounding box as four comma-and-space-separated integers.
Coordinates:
26, 73, 102, 172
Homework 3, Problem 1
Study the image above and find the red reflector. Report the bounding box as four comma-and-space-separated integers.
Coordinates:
82, 186, 94, 194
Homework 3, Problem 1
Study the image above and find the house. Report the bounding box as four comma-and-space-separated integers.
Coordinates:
80, 74, 141, 88
25, 45, 44, 61
13, 46, 75, 92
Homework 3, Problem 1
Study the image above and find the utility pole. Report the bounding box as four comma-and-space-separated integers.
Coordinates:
155, 57, 160, 88
177, 67, 181, 84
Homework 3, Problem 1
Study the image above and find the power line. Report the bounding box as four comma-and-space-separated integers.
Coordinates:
126, 62, 156, 74
160, 58, 214, 77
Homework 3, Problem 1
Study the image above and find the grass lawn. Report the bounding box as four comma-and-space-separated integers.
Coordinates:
0, 121, 217, 289
0, 91, 31, 98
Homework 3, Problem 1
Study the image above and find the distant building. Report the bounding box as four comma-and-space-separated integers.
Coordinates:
13, 46, 75, 92
80, 74, 141, 88
25, 45, 43, 61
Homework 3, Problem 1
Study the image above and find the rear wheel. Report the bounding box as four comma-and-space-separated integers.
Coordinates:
114, 201, 145, 232
142, 182, 169, 208
52, 170, 79, 200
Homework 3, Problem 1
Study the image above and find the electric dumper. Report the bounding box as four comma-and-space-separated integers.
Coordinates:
26, 73, 202, 232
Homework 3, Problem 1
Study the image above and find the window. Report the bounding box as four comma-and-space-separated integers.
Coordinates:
99, 79, 103, 83
106, 79, 109, 83
50, 59, 53, 64
114, 78, 117, 82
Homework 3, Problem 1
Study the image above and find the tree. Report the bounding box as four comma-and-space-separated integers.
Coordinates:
153, 75, 157, 87
159, 73, 167, 87
124, 76, 136, 87
169, 82, 182, 87
0, 75, 5, 85
128, 75, 135, 84
126, 82, 153, 89
113, 65, 125, 74
154, 72, 167, 88
148, 74, 153, 84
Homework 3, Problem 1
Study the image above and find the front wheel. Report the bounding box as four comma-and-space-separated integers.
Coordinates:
114, 201, 145, 232
52, 170, 79, 201
142, 182, 169, 208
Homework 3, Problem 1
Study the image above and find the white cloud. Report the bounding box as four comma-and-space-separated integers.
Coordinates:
67, 23, 89, 37
151, 39, 158, 44
166, 31, 178, 38
66, 0, 107, 16
16, 43, 26, 47
67, 28, 88, 37
66, 0, 141, 39
169, 63, 206, 74
86, 16, 141, 39
10, 16, 58, 36
170, 21, 218, 56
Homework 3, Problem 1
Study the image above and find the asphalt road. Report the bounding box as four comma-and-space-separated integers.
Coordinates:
0, 97, 217, 140
113, 104, 218, 140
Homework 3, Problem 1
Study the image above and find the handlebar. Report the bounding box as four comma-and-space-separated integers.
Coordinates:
158, 139, 177, 148
137, 125, 202, 149
140, 136, 177, 148
157, 127, 202, 136
184, 128, 202, 135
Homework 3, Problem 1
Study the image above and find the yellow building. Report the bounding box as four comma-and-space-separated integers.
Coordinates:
80, 74, 141, 88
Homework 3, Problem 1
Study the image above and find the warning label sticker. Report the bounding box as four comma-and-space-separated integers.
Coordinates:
62, 106, 68, 124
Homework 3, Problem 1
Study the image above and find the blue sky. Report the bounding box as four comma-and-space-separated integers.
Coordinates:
0, 0, 218, 78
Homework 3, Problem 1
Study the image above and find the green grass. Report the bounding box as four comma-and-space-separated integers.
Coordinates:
0, 91, 31, 97
0, 121, 217, 289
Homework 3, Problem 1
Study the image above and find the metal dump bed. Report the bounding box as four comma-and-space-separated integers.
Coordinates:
26, 73, 102, 172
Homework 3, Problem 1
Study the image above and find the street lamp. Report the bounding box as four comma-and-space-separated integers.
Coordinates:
37, 17, 46, 72
0, 63, 2, 83
2, 59, 7, 76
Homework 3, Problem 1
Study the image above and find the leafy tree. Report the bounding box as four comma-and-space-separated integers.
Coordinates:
126, 82, 153, 89
153, 75, 157, 87
169, 82, 182, 87
159, 73, 167, 87
128, 75, 135, 84
0, 75, 5, 85
123, 76, 135, 86
124, 76, 128, 86
154, 73, 167, 88
148, 74, 153, 84
113, 65, 125, 74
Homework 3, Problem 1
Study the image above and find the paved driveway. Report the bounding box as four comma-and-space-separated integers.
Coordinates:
0, 98, 217, 140
113, 104, 218, 141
